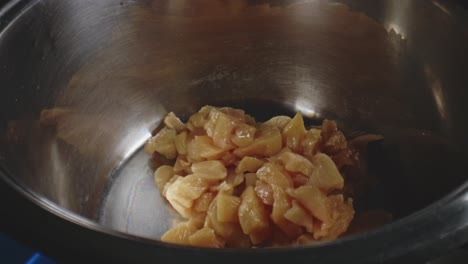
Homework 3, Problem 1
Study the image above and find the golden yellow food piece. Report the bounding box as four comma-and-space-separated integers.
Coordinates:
154, 165, 174, 194
282, 112, 306, 153
235, 156, 264, 174
144, 127, 177, 159
191, 212, 208, 228
270, 184, 302, 238
189, 227, 225, 248
188, 112, 208, 129
149, 106, 364, 248
166, 174, 210, 211
254, 180, 274, 206
261, 115, 292, 131
164, 112, 186, 133
331, 197, 354, 233
278, 151, 314, 177
174, 131, 188, 155
284, 200, 315, 233
256, 162, 292, 189
231, 123, 256, 147
302, 128, 321, 159
205, 196, 238, 239
211, 112, 236, 149
191, 160, 227, 182
193, 192, 216, 213
203, 109, 221, 138
309, 153, 344, 192
233, 127, 282, 158
316, 195, 354, 240
162, 175, 179, 197
225, 171, 245, 188
173, 156, 191, 175
187, 135, 225, 161
287, 185, 330, 223
238, 187, 270, 243
161, 221, 198, 245
209, 181, 234, 195
217, 193, 241, 223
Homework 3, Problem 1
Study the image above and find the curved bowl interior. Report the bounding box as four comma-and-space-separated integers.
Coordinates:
1, 0, 468, 246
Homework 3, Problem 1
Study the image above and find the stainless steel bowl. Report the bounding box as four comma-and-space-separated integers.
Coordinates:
1, 0, 468, 263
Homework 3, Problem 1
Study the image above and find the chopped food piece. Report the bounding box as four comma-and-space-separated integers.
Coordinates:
270, 184, 302, 238
191, 160, 228, 182
261, 115, 292, 131
235, 156, 264, 174
188, 106, 212, 128
282, 112, 306, 153
174, 131, 188, 155
217, 193, 241, 223
254, 180, 274, 206
314, 195, 354, 240
238, 187, 270, 241
173, 156, 191, 175
225, 171, 245, 187
187, 135, 225, 161
256, 162, 292, 189
284, 201, 315, 233
166, 174, 209, 210
147, 106, 378, 248
154, 165, 174, 194
205, 196, 238, 239
231, 124, 256, 147
308, 153, 344, 192
287, 185, 330, 223
193, 192, 216, 213
161, 221, 198, 245
278, 151, 314, 177
144, 127, 177, 159
164, 112, 186, 132
162, 175, 180, 197
189, 227, 225, 248
209, 181, 234, 194
211, 111, 236, 149
233, 127, 282, 158
302, 128, 321, 159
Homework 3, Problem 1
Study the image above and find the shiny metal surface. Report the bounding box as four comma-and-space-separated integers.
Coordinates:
1, 0, 468, 262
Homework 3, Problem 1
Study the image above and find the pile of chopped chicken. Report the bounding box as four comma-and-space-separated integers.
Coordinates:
144, 106, 355, 248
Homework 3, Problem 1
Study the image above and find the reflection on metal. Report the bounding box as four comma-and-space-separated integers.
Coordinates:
424, 65, 449, 124
120, 129, 152, 164
432, 1, 451, 16
295, 98, 320, 119
387, 23, 405, 39
384, 0, 409, 39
